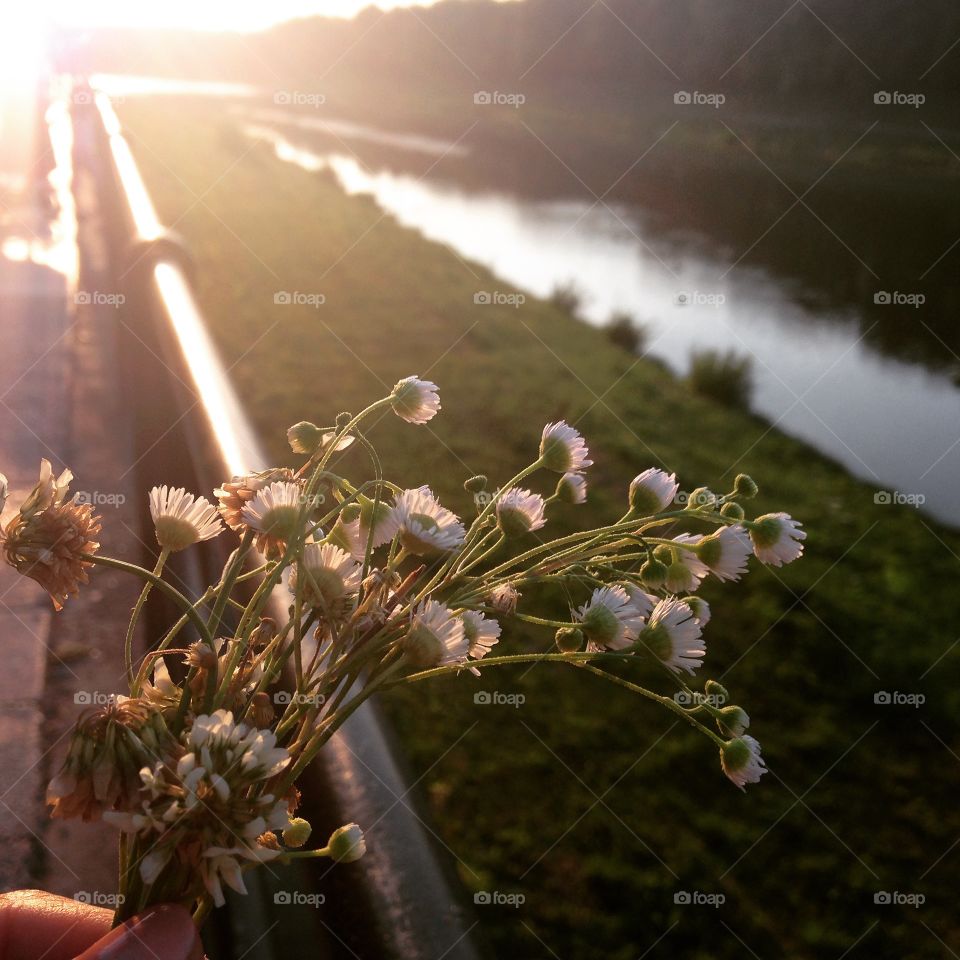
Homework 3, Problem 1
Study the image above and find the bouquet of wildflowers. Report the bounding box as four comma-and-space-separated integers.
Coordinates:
0, 376, 805, 926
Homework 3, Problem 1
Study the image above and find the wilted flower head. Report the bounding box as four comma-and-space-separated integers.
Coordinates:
390, 376, 441, 424
556, 472, 587, 504
720, 735, 767, 790
215, 467, 295, 531
47, 696, 169, 821
496, 487, 546, 538
387, 486, 465, 554
149, 486, 223, 552
489, 582, 520, 614
402, 600, 468, 667
749, 513, 806, 566
628, 468, 679, 515
241, 480, 304, 556
105, 710, 291, 907
539, 421, 593, 473
640, 598, 705, 675
291, 543, 362, 613
576, 585, 646, 651
2, 460, 101, 609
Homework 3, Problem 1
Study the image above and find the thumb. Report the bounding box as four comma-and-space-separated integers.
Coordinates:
73, 904, 204, 960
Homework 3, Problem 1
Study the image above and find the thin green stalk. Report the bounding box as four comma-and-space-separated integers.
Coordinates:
125, 548, 169, 689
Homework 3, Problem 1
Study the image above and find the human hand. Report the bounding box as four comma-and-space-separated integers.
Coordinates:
0, 890, 203, 959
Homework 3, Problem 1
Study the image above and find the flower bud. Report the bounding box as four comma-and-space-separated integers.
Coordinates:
327, 823, 366, 863
340, 502, 362, 524
287, 421, 324, 454
250, 692, 275, 728
717, 705, 750, 737
555, 472, 587, 504
734, 474, 758, 499
704, 679, 728, 702
335, 412, 353, 429
555, 626, 584, 652
250, 617, 277, 650
684, 596, 711, 625
685, 487, 716, 512
665, 561, 695, 594
720, 501, 745, 520
639, 558, 667, 588
464, 475, 488, 494
282, 817, 313, 848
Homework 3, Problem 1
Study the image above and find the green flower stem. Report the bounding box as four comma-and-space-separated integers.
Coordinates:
206, 530, 255, 638
90, 554, 214, 648
279, 846, 333, 861
124, 548, 170, 689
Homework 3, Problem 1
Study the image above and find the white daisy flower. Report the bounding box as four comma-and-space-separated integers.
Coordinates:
628, 468, 679, 515
684, 595, 711, 626
149, 486, 223, 552
749, 513, 806, 566
640, 598, 705, 675
496, 487, 547, 538
620, 583, 657, 618
539, 421, 593, 473
241, 480, 304, 555
720, 735, 767, 790
697, 524, 753, 582
575, 585, 646, 651
462, 609, 501, 671
665, 534, 709, 592
389, 486, 466, 554
556, 472, 587, 504
403, 599, 469, 667
390, 376, 441, 424
292, 543, 362, 611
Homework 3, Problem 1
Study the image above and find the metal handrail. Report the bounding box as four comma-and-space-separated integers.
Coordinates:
75, 86, 481, 960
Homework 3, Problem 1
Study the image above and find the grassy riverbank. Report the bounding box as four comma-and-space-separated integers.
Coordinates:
121, 98, 960, 959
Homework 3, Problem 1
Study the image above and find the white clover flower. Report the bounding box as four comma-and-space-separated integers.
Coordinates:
292, 543, 362, 611
640, 598, 705, 675
391, 376, 441, 424
496, 487, 546, 537
149, 485, 223, 552
462, 609, 501, 672
749, 513, 806, 566
388, 486, 466, 554
697, 524, 753, 582
628, 468, 679, 515
241, 480, 304, 554
575, 585, 646, 651
557, 471, 587, 504
539, 421, 593, 473
720, 735, 767, 790
105, 710, 291, 907
403, 599, 469, 667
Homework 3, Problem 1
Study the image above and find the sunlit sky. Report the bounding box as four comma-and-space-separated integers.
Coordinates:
17, 0, 487, 33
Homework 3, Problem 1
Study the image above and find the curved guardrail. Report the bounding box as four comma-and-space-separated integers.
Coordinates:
73, 85, 481, 960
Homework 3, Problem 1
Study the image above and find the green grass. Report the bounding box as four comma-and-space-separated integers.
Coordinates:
121, 98, 960, 959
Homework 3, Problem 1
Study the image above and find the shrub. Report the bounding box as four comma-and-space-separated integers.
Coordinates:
549, 280, 583, 316
687, 348, 753, 408
604, 310, 649, 354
